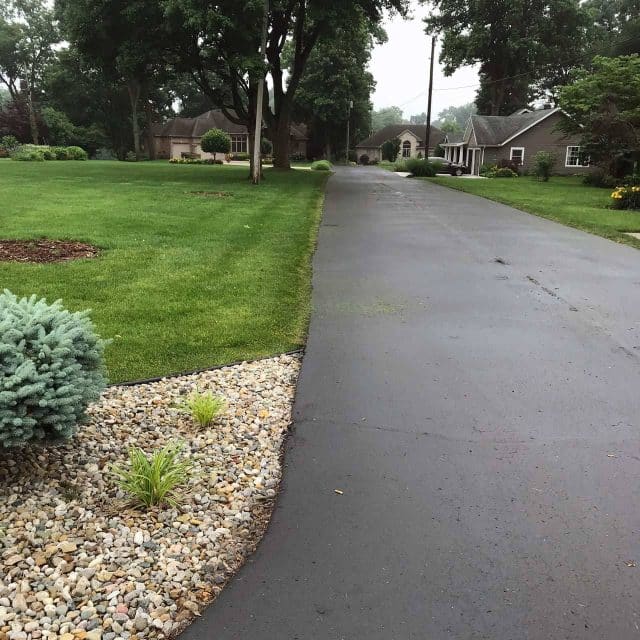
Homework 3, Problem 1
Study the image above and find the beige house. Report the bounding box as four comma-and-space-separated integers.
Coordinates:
356, 124, 446, 163
151, 109, 309, 160
441, 107, 593, 176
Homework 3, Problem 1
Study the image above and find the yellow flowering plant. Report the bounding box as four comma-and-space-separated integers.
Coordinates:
610, 185, 640, 210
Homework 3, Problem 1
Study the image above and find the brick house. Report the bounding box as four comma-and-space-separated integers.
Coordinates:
151, 109, 309, 160
441, 107, 593, 176
355, 124, 446, 163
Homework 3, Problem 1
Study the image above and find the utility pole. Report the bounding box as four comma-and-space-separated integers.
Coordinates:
424, 35, 436, 159
252, 0, 269, 185
346, 100, 353, 164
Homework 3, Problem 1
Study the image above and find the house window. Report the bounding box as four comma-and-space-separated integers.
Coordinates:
402, 140, 412, 158
565, 145, 589, 167
510, 147, 525, 164
231, 135, 247, 154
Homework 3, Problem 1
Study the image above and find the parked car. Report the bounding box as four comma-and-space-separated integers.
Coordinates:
427, 156, 469, 176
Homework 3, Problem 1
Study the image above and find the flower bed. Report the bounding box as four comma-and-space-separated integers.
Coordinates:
610, 185, 640, 210
0, 354, 300, 640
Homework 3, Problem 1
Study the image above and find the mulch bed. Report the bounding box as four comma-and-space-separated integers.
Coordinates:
0, 239, 98, 263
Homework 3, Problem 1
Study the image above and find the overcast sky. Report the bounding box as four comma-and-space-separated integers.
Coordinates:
369, 1, 479, 119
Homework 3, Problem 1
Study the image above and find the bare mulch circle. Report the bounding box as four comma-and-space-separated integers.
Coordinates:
187, 191, 232, 198
0, 239, 98, 263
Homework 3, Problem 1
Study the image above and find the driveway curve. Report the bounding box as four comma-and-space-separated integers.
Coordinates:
181, 166, 640, 639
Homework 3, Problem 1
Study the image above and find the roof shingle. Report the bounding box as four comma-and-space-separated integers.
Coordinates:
357, 124, 445, 149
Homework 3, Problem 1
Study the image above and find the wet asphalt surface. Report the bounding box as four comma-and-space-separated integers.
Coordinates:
181, 167, 640, 639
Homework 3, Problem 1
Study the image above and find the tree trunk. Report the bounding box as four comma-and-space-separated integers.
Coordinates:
127, 80, 142, 157
144, 100, 156, 160
272, 118, 291, 169
26, 87, 38, 144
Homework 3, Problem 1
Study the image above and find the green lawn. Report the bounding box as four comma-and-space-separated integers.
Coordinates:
428, 175, 640, 249
0, 160, 327, 382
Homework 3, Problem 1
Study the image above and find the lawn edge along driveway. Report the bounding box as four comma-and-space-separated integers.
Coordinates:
0, 161, 328, 382
428, 175, 640, 250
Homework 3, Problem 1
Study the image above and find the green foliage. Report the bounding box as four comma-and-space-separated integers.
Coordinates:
381, 138, 401, 162
406, 158, 437, 177
393, 159, 409, 172
10, 143, 87, 161
558, 55, 640, 176
200, 128, 231, 158
0, 134, 18, 151
533, 151, 556, 181
426, 0, 591, 114
582, 171, 617, 188
65, 145, 88, 160
261, 138, 273, 156
311, 159, 332, 171
182, 389, 226, 427
0, 290, 107, 448
372, 106, 405, 131
494, 167, 518, 178
434, 103, 476, 130
41, 106, 77, 145
112, 441, 192, 508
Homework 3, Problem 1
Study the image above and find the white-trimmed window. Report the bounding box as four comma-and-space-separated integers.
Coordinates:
231, 135, 247, 154
402, 140, 412, 158
565, 145, 589, 167
510, 147, 525, 164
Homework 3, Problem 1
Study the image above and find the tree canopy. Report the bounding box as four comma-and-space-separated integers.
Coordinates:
372, 106, 405, 131
424, 0, 592, 115
558, 54, 640, 176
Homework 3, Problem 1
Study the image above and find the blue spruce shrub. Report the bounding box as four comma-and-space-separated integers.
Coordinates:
0, 290, 107, 447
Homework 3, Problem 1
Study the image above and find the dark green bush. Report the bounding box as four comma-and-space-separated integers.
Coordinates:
0, 290, 107, 448
583, 171, 618, 188
493, 167, 518, 178
310, 160, 332, 171
406, 158, 437, 177
11, 145, 47, 161
52, 146, 70, 160
381, 138, 401, 162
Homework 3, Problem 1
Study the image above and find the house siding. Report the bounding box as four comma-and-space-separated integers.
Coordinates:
493, 111, 593, 175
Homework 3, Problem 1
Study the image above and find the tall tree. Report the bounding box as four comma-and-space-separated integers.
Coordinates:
372, 105, 405, 130
585, 0, 640, 56
558, 55, 640, 176
291, 16, 381, 159
166, 0, 408, 169
424, 0, 591, 115
57, 0, 172, 156
433, 102, 476, 130
0, 0, 59, 142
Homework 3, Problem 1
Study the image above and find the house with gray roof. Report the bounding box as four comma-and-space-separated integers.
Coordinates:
151, 109, 308, 160
441, 106, 593, 175
356, 124, 445, 163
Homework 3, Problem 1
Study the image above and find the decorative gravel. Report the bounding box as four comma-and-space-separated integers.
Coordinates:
0, 354, 301, 640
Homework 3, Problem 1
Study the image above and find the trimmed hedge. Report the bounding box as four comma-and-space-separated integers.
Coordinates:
10, 144, 88, 161
0, 290, 107, 448
310, 160, 332, 171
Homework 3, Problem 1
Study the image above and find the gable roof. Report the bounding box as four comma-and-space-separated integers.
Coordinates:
356, 124, 445, 149
152, 109, 308, 140
470, 108, 559, 146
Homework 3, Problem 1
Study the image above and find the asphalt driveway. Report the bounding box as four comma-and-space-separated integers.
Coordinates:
182, 166, 640, 639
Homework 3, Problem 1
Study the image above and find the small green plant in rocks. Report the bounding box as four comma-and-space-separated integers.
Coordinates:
112, 441, 192, 508
182, 389, 227, 427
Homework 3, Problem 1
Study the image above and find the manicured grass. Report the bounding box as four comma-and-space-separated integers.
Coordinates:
428, 175, 640, 249
0, 160, 327, 382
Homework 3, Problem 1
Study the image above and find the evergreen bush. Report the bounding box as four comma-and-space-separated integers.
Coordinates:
405, 158, 437, 177
66, 146, 88, 160
0, 290, 107, 448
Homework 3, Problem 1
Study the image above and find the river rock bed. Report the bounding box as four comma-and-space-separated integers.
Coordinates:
0, 354, 301, 640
